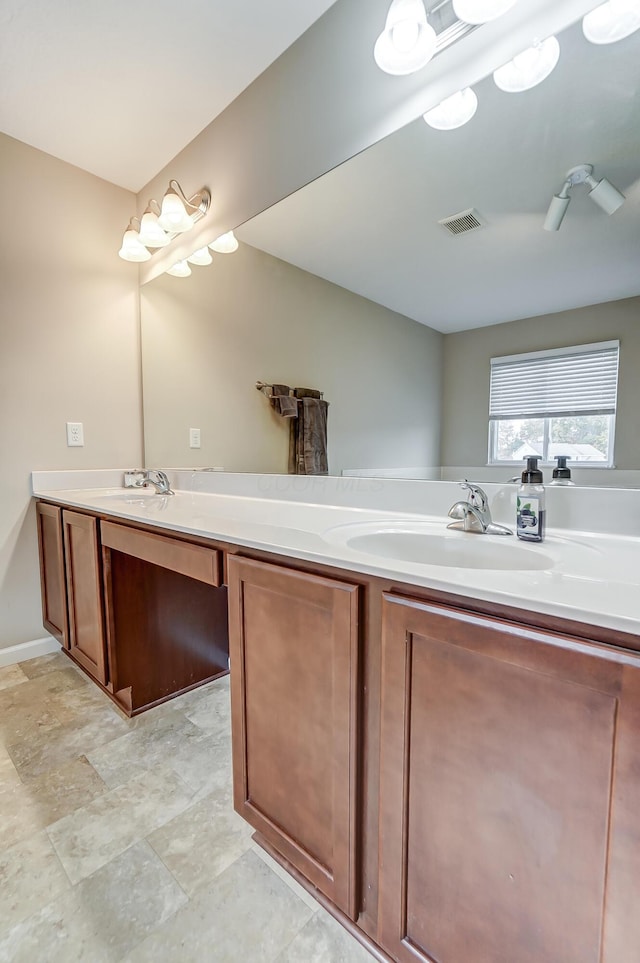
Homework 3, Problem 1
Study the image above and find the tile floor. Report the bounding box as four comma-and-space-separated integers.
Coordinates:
0, 654, 375, 963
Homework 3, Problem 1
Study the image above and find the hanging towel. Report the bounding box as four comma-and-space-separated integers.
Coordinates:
277, 396, 299, 418
269, 384, 298, 418
289, 390, 329, 475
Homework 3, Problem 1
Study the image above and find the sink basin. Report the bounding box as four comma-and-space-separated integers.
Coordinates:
324, 521, 553, 571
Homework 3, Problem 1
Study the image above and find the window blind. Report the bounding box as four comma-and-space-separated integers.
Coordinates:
489, 341, 619, 420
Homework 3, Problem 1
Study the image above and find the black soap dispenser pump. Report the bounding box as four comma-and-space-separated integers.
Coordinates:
517, 456, 545, 542
550, 455, 574, 486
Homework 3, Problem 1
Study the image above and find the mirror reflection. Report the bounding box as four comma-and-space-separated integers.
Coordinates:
141, 17, 640, 487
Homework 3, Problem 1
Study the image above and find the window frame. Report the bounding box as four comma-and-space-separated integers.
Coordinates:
487, 414, 616, 468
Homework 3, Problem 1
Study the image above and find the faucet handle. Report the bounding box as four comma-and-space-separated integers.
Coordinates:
459, 480, 489, 511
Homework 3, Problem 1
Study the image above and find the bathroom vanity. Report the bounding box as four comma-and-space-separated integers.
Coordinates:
33, 473, 640, 963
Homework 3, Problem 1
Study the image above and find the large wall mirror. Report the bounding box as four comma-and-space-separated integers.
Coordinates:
141, 16, 640, 487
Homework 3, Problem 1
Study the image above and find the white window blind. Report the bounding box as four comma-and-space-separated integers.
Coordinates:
489, 341, 619, 420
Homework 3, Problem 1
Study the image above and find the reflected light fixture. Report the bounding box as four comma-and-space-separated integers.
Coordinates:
137, 202, 170, 248
374, 0, 437, 75
544, 164, 625, 231
187, 247, 213, 266
166, 260, 192, 277
583, 0, 640, 43
452, 0, 518, 24
423, 87, 478, 129
118, 218, 151, 262
493, 35, 560, 92
209, 231, 239, 254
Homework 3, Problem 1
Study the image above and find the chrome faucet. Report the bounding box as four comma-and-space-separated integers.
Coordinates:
447, 481, 512, 536
123, 469, 174, 495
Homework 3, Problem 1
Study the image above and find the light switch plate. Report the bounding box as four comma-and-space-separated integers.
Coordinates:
66, 422, 84, 447
189, 427, 201, 449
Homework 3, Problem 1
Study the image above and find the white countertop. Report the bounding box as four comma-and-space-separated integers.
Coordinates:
32, 483, 640, 638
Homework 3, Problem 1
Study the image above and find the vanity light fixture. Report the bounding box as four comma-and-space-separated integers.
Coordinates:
187, 247, 213, 266
543, 164, 625, 231
583, 0, 640, 44
166, 260, 192, 277
209, 231, 239, 253
493, 35, 560, 92
452, 0, 518, 25
118, 218, 151, 262
423, 86, 478, 129
374, 0, 437, 75
118, 180, 211, 262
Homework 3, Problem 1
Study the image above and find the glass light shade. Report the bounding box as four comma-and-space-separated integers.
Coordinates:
158, 188, 194, 233
118, 227, 151, 262
583, 0, 640, 44
208, 231, 239, 254
166, 260, 192, 277
493, 36, 560, 92
374, 0, 436, 75
423, 87, 478, 129
138, 209, 170, 248
452, 0, 517, 24
187, 247, 213, 266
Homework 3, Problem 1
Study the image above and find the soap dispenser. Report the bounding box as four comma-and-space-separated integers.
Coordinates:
517, 456, 545, 542
550, 455, 574, 486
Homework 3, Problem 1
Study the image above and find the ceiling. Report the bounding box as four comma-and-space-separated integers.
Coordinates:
238, 19, 640, 333
0, 0, 338, 191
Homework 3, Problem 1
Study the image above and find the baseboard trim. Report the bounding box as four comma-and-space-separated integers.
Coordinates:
252, 832, 395, 963
0, 635, 61, 668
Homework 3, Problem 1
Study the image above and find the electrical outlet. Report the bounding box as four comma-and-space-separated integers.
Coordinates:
189, 427, 201, 449
66, 422, 84, 447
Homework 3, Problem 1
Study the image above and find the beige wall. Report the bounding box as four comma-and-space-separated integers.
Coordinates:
0, 134, 143, 650
441, 296, 640, 470
141, 243, 443, 474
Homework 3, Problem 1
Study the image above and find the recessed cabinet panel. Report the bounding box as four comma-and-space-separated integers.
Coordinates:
378, 594, 640, 963
63, 510, 108, 684
36, 502, 68, 647
228, 555, 360, 919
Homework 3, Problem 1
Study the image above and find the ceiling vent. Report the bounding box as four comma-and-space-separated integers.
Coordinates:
438, 208, 485, 236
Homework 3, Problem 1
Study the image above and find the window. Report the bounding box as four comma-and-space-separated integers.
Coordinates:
488, 340, 619, 466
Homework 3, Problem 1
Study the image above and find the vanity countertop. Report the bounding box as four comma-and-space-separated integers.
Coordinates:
33, 484, 640, 638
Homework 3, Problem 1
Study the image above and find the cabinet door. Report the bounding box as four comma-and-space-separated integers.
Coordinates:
228, 555, 360, 919
378, 594, 640, 963
36, 502, 68, 647
63, 510, 108, 685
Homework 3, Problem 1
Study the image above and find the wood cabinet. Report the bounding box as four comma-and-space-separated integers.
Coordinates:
62, 510, 108, 684
35, 502, 68, 647
378, 593, 640, 963
36, 502, 229, 715
227, 555, 360, 919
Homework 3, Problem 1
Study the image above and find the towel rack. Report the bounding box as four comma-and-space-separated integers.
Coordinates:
255, 381, 277, 396
255, 381, 324, 399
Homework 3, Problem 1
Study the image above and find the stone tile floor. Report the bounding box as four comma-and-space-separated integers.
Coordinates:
0, 654, 374, 963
